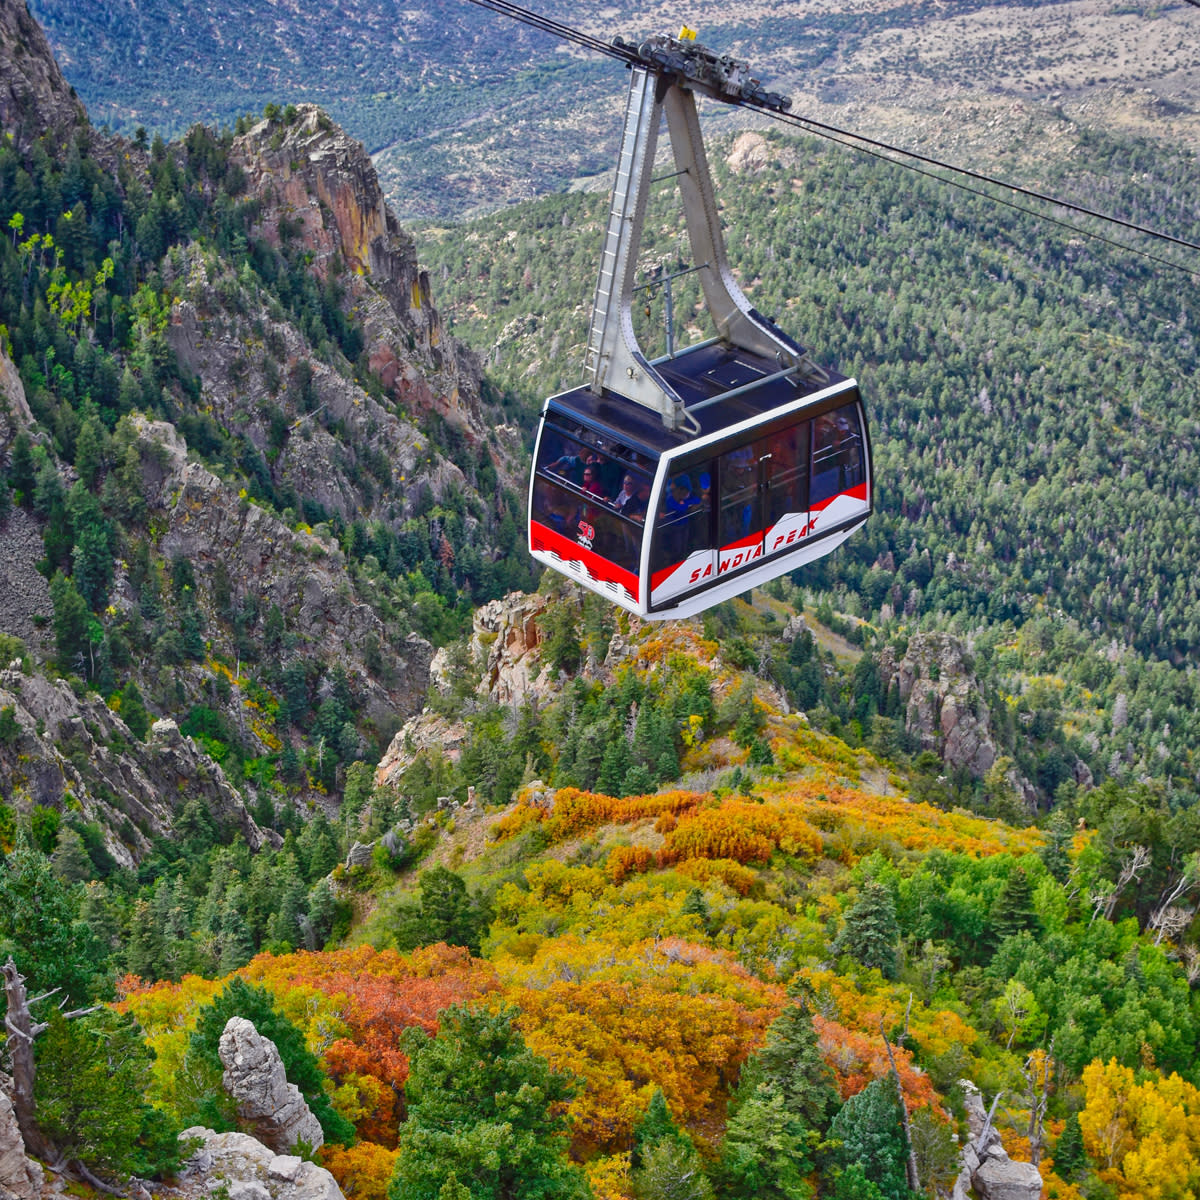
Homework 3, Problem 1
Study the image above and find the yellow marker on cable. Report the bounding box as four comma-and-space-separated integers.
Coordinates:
678, 24, 697, 40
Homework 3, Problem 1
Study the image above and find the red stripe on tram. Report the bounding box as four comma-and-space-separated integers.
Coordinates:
812, 482, 869, 510
531, 521, 640, 601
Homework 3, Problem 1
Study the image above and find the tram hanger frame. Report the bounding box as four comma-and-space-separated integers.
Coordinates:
583, 37, 825, 434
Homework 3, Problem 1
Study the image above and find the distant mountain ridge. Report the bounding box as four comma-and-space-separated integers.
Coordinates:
23, 0, 1200, 219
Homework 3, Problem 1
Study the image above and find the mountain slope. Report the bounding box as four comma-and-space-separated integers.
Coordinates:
22, 0, 1200, 219
0, 20, 534, 859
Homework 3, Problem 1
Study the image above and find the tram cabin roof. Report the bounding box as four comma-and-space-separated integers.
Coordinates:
543, 340, 854, 464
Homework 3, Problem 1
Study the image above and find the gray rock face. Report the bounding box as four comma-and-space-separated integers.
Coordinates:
0, 1080, 42, 1200
132, 415, 433, 736
0, 669, 274, 867
952, 1081, 1043, 1200
178, 1128, 343, 1200
218, 1018, 324, 1155
973, 1155, 1045, 1200
0, 0, 87, 152
878, 633, 999, 777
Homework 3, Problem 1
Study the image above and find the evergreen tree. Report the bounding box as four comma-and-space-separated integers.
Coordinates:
828, 1164, 885, 1200
33, 1008, 182, 1181
632, 1137, 714, 1200
394, 865, 489, 958
714, 1084, 811, 1200
597, 734, 633, 797
388, 1005, 590, 1200
9, 432, 35, 505
827, 1076, 913, 1200
631, 1089, 692, 1171
51, 826, 93, 883
120, 679, 151, 740
987, 866, 1039, 950
833, 879, 900, 979
1052, 1112, 1087, 1181
49, 570, 91, 675
72, 517, 114, 610
1039, 810, 1074, 884
0, 842, 99, 1003
746, 1000, 840, 1134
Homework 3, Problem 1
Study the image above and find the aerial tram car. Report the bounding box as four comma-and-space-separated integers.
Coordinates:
528, 31, 872, 620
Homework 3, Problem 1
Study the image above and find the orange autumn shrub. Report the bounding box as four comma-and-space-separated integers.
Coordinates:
607, 844, 655, 884
674, 856, 759, 896
765, 781, 1044, 860
659, 801, 823, 867
514, 977, 773, 1152
490, 788, 705, 845
499, 934, 782, 1154
660, 806, 775, 865
812, 1014, 945, 1116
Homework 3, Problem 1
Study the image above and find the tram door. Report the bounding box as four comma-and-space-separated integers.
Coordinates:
718, 423, 811, 574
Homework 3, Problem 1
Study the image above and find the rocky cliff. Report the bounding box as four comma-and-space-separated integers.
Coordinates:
226, 104, 521, 473
877, 632, 999, 778
0, 662, 273, 867
0, 0, 86, 152
132, 415, 433, 733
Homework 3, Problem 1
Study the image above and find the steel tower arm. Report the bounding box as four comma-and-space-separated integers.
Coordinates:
584, 38, 807, 432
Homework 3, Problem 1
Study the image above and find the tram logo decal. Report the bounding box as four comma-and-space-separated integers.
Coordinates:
531, 519, 639, 602
652, 484, 870, 602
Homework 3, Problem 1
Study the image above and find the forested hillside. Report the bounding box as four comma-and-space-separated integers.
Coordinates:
416, 123, 1200, 792
2, 3, 1200, 1199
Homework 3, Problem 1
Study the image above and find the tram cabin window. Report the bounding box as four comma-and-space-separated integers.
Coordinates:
531, 426, 651, 576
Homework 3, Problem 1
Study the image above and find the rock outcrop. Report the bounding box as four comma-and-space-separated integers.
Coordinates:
0, 345, 34, 441
376, 589, 554, 791
0, 0, 87, 153
178, 1128, 343, 1200
878, 633, 998, 777
0, 666, 273, 867
218, 1018, 324, 1155
952, 1081, 1044, 1200
133, 415, 432, 734
458, 590, 553, 706
228, 105, 513, 468
0, 1077, 41, 1200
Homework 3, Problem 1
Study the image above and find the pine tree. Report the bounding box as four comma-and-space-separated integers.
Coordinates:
9, 432, 35, 505
33, 1008, 183, 1181
120, 680, 151, 740
833, 879, 900, 979
988, 866, 1039, 950
389, 1005, 590, 1200
49, 570, 91, 674
632, 1137, 714, 1200
747, 1000, 839, 1134
632, 1088, 692, 1171
597, 734, 633, 797
1052, 1111, 1087, 1181
715, 1083, 812, 1200
827, 1076, 913, 1200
